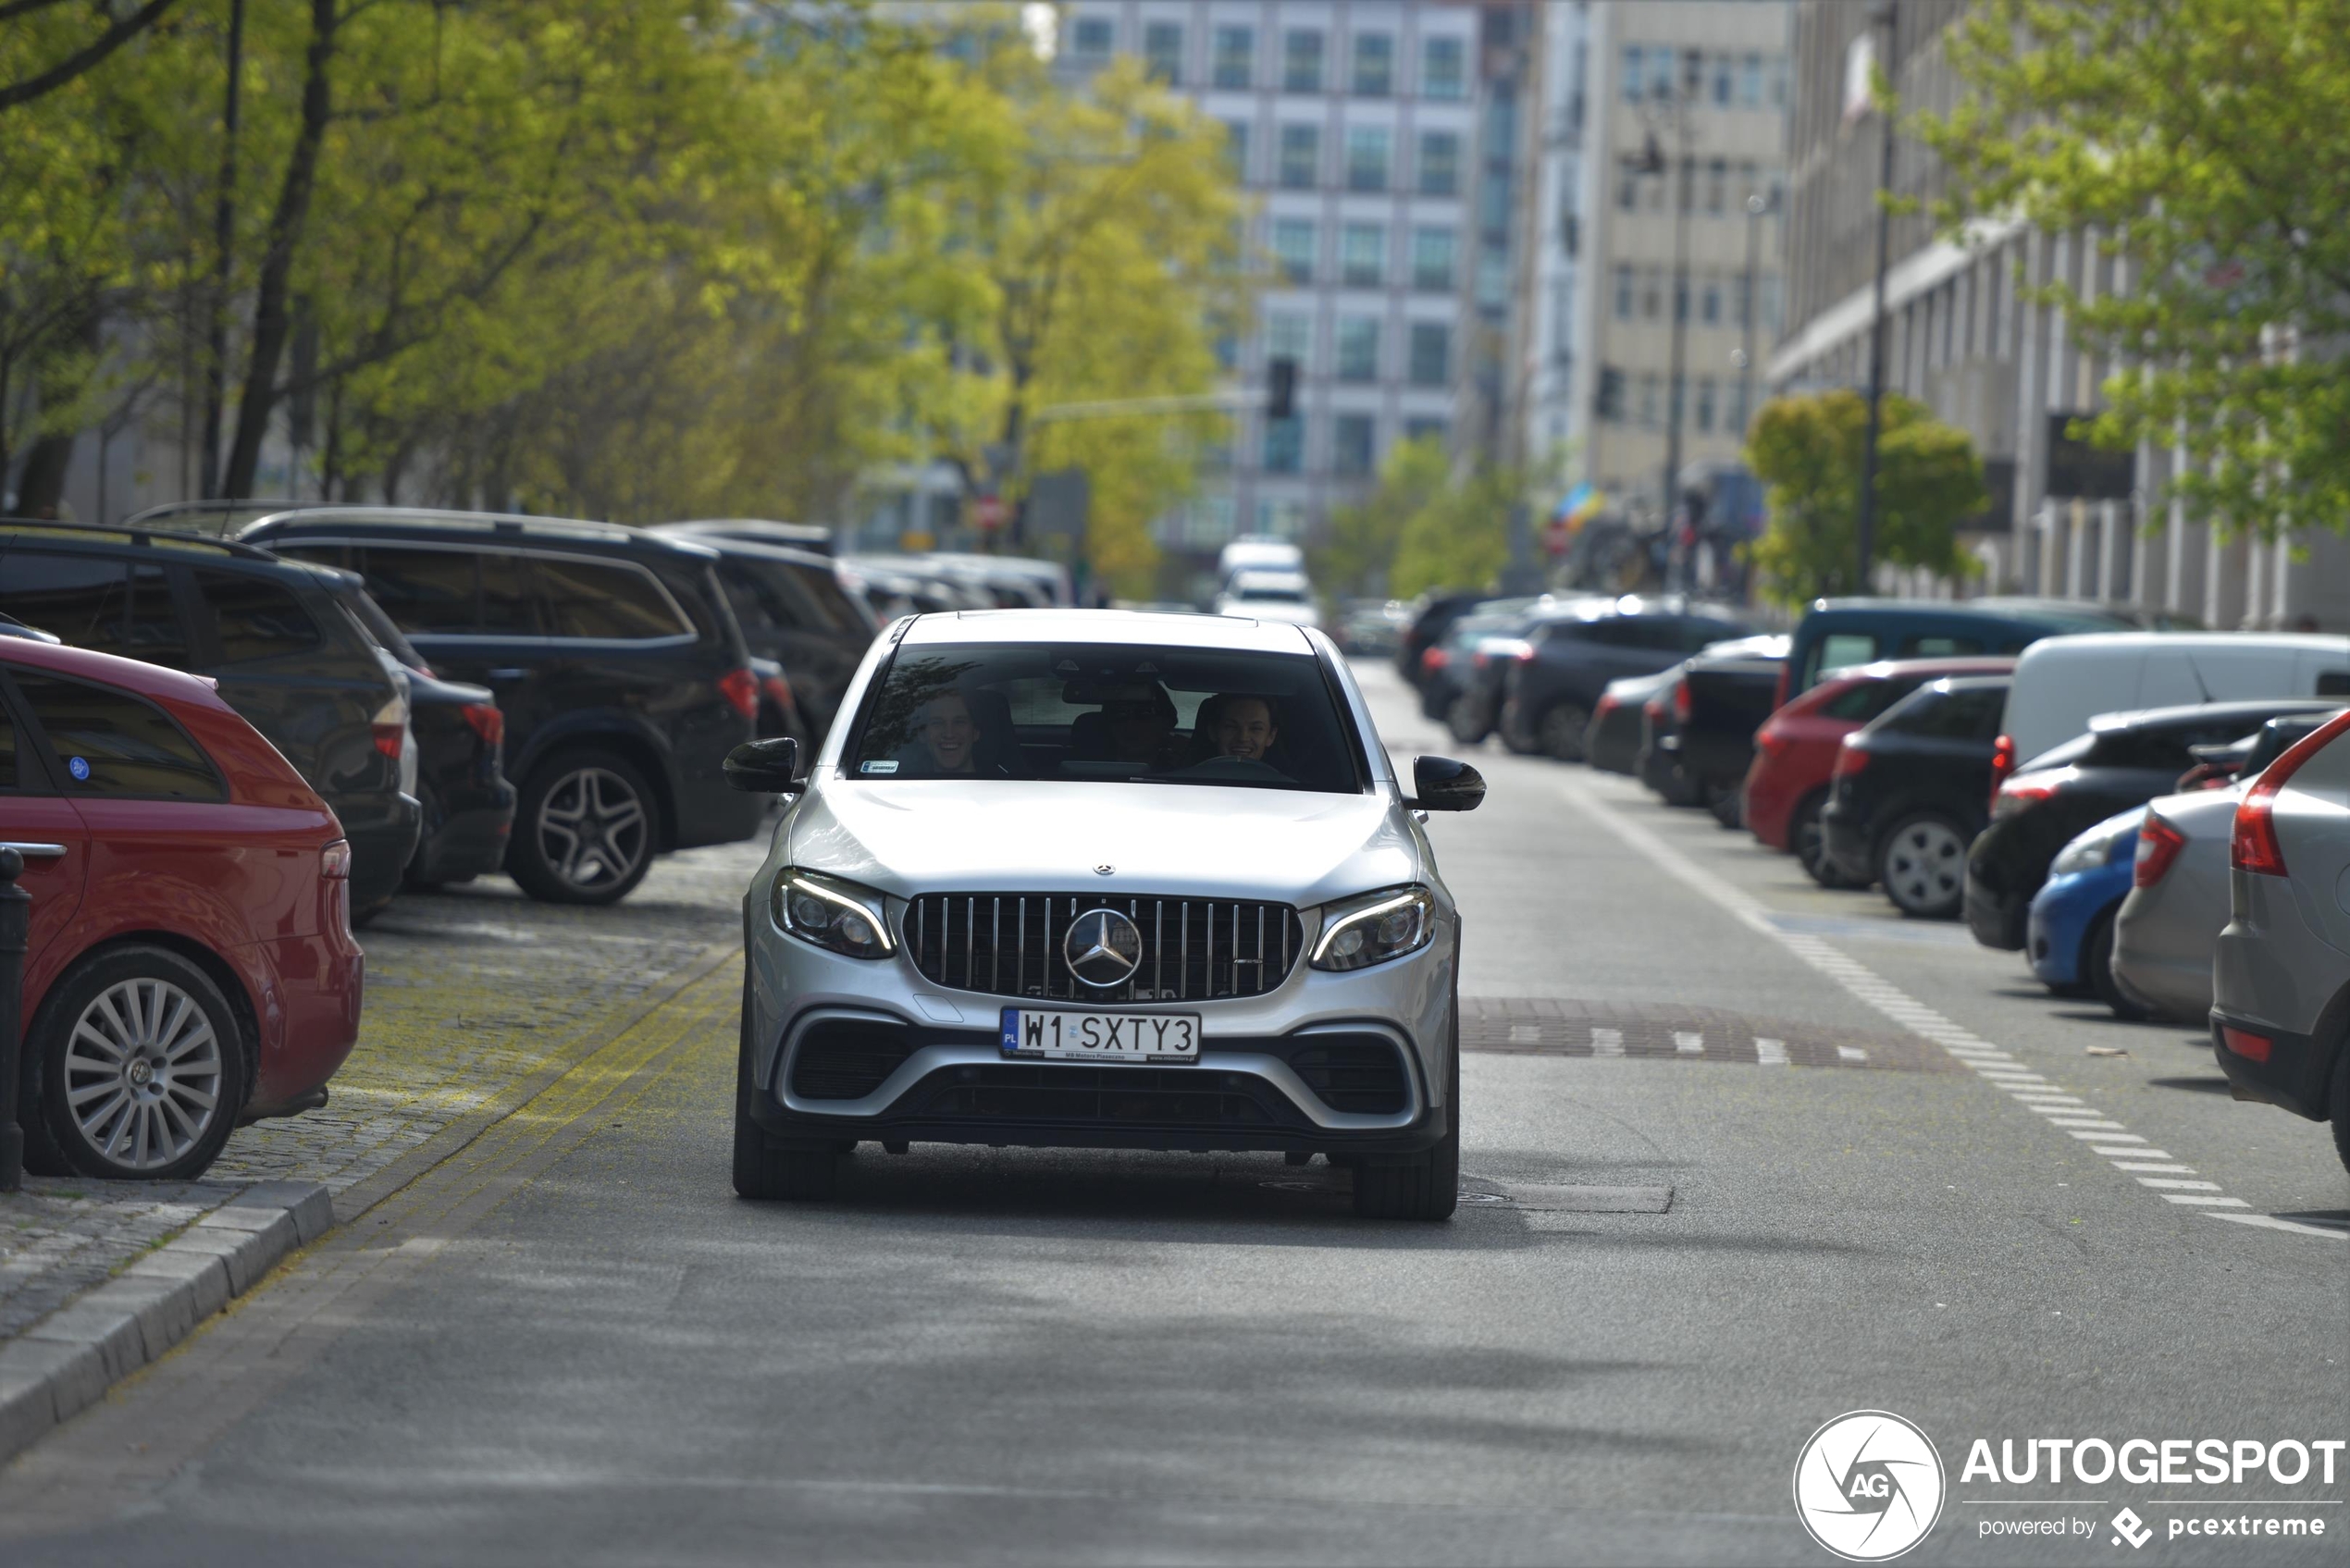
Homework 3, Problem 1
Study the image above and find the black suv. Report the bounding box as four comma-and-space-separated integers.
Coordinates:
1498, 598, 1754, 760
0, 520, 421, 920
242, 509, 764, 905
650, 524, 879, 743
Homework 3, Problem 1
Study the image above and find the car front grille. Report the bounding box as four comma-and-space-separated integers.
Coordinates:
902, 894, 1303, 1004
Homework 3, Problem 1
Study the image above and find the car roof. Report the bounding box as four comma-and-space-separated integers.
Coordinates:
2016, 630, 2350, 661
0, 626, 230, 708
241, 506, 721, 562
897, 608, 1317, 653
2086, 697, 2345, 735
1829, 655, 2019, 683
0, 517, 289, 566
1802, 596, 2134, 628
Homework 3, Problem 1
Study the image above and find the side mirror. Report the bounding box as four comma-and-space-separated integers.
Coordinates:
724, 735, 801, 794
1409, 754, 1486, 812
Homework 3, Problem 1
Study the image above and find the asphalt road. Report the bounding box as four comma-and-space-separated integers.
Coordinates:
1, 661, 2343, 1566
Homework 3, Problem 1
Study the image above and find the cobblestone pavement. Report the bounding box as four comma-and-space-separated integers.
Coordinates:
0, 833, 769, 1345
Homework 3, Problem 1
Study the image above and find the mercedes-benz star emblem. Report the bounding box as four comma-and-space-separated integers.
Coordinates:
1095, 863, 1114, 876
1063, 907, 1143, 988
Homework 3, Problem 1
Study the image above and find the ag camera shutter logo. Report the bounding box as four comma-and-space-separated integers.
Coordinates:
1793, 1410, 1947, 1561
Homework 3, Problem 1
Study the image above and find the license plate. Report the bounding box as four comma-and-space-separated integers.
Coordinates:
999, 1007, 1201, 1063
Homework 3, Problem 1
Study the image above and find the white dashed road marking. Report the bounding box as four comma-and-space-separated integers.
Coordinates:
1555, 774, 2341, 1242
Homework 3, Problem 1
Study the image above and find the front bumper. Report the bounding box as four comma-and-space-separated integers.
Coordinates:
743, 895, 1458, 1155
2026, 870, 2121, 987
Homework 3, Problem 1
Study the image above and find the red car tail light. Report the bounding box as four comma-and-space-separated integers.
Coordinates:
460, 702, 505, 751
1420, 647, 1449, 673
1987, 733, 2017, 813
1595, 694, 1619, 718
1831, 741, 1869, 779
761, 672, 795, 711
1672, 678, 1690, 722
2134, 811, 2186, 889
2231, 709, 2350, 877
2220, 1025, 2272, 1064
319, 839, 352, 879
717, 667, 760, 720
1992, 777, 2056, 819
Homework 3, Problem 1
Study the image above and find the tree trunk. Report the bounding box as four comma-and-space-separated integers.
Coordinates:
13, 431, 75, 517
221, 0, 338, 500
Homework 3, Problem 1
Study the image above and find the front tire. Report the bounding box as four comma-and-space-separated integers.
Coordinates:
1538, 702, 1591, 762
29, 945, 249, 1181
1877, 812, 1969, 919
1354, 1024, 1459, 1221
1444, 692, 1491, 747
508, 748, 657, 906
733, 1034, 847, 1201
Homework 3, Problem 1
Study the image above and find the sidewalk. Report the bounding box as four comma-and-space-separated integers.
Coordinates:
0, 837, 765, 1457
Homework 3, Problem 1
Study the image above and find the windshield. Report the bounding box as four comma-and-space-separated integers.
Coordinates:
847, 642, 1364, 793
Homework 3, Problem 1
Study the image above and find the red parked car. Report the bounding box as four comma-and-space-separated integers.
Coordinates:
1745, 656, 2017, 884
2, 636, 363, 1179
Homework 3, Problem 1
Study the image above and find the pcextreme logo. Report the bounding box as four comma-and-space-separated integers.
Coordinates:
1793, 1411, 1948, 1562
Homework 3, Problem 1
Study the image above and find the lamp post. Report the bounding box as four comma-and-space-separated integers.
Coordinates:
1854, 0, 1899, 595
1738, 189, 1773, 437
1648, 52, 1701, 589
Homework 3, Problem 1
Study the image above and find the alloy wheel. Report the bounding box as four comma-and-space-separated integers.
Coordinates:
62, 977, 225, 1172
1881, 818, 1967, 915
1539, 704, 1589, 761
538, 766, 650, 892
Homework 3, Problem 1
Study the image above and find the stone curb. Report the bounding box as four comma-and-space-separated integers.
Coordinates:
0, 1179, 332, 1466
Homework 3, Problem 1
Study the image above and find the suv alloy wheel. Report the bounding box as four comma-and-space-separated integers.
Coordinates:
1877, 812, 1969, 919
509, 749, 657, 905
1538, 702, 1590, 762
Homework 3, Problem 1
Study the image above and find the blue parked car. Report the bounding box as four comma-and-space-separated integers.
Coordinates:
2027, 807, 2147, 1019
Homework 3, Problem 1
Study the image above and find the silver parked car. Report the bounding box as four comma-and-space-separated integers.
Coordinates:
2209, 709, 2350, 1173
2115, 713, 2344, 1022
722, 610, 1485, 1218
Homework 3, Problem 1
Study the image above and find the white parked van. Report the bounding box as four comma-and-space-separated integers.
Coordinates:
1214, 568, 1321, 628
1217, 537, 1305, 585
2001, 633, 2350, 765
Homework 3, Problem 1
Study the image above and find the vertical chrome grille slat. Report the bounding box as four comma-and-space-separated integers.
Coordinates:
1181, 902, 1190, 1001
991, 898, 1000, 993
964, 895, 975, 990
1153, 899, 1164, 999
1018, 896, 1028, 995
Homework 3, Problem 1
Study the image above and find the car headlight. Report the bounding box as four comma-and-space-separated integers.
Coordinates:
772, 869, 895, 958
2051, 811, 2142, 877
1311, 885, 1436, 971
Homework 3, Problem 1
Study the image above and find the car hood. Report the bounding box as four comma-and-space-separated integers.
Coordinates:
789, 780, 1417, 907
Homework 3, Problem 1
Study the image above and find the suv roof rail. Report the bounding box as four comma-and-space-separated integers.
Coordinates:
243, 504, 643, 545
0, 516, 283, 562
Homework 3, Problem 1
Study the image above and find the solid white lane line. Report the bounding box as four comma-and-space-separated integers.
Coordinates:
1548, 775, 2289, 1237
1837, 1045, 1867, 1064
2208, 1213, 2350, 1241
2092, 1146, 2171, 1159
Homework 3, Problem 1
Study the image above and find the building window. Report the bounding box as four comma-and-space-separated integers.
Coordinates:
1144, 21, 1184, 85
1266, 310, 1311, 369
1705, 158, 1726, 215
1695, 378, 1717, 433
1341, 223, 1385, 286
1344, 127, 1391, 191
1726, 378, 1750, 438
1071, 17, 1113, 58
1411, 226, 1457, 290
1616, 157, 1640, 212
1622, 44, 1644, 104
1270, 218, 1316, 283
1404, 416, 1450, 446
1613, 265, 1634, 321
1733, 273, 1751, 329
1282, 29, 1323, 92
1649, 50, 1674, 103
1712, 51, 1734, 105
1640, 267, 1663, 321
1277, 123, 1319, 188
1332, 414, 1376, 477
1771, 56, 1789, 108
1421, 36, 1465, 101
1738, 160, 1762, 206
1703, 276, 1724, 325
1739, 52, 1762, 107
1674, 272, 1688, 322
1407, 322, 1451, 386
1212, 25, 1254, 90
1221, 120, 1250, 180
1416, 130, 1459, 195
1476, 252, 1508, 313
1639, 374, 1661, 427
1353, 32, 1393, 96
1335, 316, 1380, 382
1262, 416, 1304, 474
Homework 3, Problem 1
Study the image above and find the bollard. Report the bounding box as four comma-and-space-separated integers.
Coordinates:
0, 846, 24, 1191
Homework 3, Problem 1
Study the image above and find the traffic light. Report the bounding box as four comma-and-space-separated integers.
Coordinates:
1596, 366, 1625, 421
1267, 356, 1297, 422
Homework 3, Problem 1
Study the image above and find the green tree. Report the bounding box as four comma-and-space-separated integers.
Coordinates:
1922, 0, 2350, 540
1316, 433, 1450, 598
1745, 389, 1986, 606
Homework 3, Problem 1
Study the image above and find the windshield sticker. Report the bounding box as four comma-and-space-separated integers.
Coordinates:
861, 759, 899, 774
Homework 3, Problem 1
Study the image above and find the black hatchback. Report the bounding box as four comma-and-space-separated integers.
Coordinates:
0, 520, 421, 920
1962, 697, 2346, 949
650, 524, 879, 744
1821, 675, 2010, 918
242, 509, 764, 905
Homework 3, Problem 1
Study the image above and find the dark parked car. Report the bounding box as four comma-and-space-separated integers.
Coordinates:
1582, 668, 1678, 776
1821, 675, 2010, 917
1659, 636, 1789, 825
0, 520, 421, 920
1499, 598, 1754, 760
1416, 598, 1537, 732
1962, 697, 2345, 949
312, 566, 514, 888
242, 508, 765, 906
649, 528, 878, 743
1779, 597, 2137, 709
1396, 590, 1492, 685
